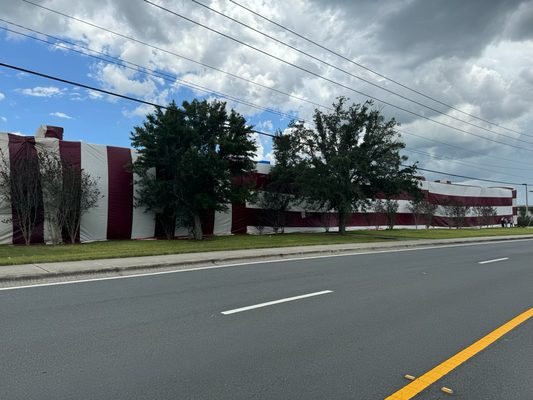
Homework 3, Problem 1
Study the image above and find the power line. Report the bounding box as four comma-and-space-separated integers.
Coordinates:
18, 24, 527, 178
17, 0, 533, 152
191, 0, 533, 141
1, 62, 168, 109
228, 0, 524, 137
404, 148, 533, 180
0, 61, 281, 137
7, 23, 533, 180
6, 22, 533, 176
17, 0, 331, 113
411, 166, 528, 186
144, 0, 533, 151
0, 22, 300, 121
1, 60, 529, 186
399, 129, 533, 168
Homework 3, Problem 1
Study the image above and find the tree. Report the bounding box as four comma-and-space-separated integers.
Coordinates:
442, 202, 471, 229
370, 199, 385, 230
273, 97, 418, 234
0, 147, 41, 245
61, 163, 101, 244
38, 151, 64, 244
383, 199, 399, 230
407, 198, 423, 229
516, 206, 531, 227
258, 190, 291, 234
38, 151, 101, 245
473, 205, 497, 228
131, 100, 257, 240
0, 146, 100, 245
420, 200, 438, 228
262, 132, 303, 234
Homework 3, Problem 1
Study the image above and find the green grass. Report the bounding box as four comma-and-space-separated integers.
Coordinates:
0, 227, 531, 266
351, 227, 533, 240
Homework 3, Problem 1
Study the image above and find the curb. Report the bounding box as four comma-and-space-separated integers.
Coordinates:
2, 234, 533, 284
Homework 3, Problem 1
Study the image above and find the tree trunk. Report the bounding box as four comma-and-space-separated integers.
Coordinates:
337, 210, 346, 235
23, 231, 31, 246
193, 213, 203, 240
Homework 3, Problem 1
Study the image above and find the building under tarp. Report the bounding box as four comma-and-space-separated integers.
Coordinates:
0, 127, 517, 244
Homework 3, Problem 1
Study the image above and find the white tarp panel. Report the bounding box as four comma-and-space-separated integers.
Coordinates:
422, 181, 511, 198
130, 150, 156, 239
213, 204, 232, 235
80, 142, 108, 242
0, 133, 12, 244
175, 226, 190, 237
35, 137, 60, 244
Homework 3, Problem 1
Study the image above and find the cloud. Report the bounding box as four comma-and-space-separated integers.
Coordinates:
122, 88, 171, 118
0, 92, 4, 101
370, 0, 523, 64
2, 0, 533, 203
91, 63, 159, 98
0, 116, 6, 123
255, 120, 274, 132
49, 112, 73, 119
87, 90, 104, 100
18, 86, 66, 97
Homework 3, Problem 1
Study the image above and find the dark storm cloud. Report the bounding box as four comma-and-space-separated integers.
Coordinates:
505, 1, 533, 41
375, 0, 525, 64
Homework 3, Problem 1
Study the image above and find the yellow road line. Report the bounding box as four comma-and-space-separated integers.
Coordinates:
385, 307, 533, 400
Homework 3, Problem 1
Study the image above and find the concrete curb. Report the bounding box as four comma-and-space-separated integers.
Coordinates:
2, 234, 533, 283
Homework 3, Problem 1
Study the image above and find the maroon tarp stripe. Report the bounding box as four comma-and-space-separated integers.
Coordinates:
427, 192, 512, 206
106, 146, 133, 240
231, 203, 248, 234
251, 172, 512, 206
8, 134, 44, 244
244, 209, 512, 229
59, 140, 81, 242
202, 209, 215, 235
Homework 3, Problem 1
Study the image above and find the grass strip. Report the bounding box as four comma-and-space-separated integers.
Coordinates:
0, 227, 530, 266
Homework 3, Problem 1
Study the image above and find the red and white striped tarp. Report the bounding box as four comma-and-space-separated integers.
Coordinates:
233, 164, 517, 234
0, 132, 156, 244
0, 131, 517, 244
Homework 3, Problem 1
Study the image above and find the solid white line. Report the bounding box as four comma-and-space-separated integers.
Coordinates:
478, 257, 509, 264
221, 290, 333, 315
1, 238, 531, 292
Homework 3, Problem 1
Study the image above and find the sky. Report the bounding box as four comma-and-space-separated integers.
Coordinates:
1, 0, 533, 204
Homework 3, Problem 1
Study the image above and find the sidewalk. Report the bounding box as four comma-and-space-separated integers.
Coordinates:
2, 234, 533, 282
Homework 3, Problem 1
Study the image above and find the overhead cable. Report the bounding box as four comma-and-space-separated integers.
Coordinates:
228, 0, 524, 136
143, 0, 533, 150
1, 60, 530, 186
191, 0, 533, 140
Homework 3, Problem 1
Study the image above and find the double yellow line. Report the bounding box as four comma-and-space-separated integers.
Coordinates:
386, 307, 533, 399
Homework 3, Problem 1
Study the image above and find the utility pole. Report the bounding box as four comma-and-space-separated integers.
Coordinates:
526, 184, 530, 217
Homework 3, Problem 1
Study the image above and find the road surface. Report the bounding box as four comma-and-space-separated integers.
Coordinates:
1, 239, 532, 399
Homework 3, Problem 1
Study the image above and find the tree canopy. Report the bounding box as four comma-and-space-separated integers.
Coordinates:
130, 99, 257, 240
271, 97, 419, 234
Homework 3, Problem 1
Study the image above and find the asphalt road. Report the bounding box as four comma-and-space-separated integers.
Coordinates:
1, 239, 532, 399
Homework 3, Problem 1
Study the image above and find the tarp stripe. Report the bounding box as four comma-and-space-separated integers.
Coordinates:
8, 134, 44, 244
58, 140, 82, 242
106, 146, 133, 239
80, 142, 108, 242
0, 133, 12, 244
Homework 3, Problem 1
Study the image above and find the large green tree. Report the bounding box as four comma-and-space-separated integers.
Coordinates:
131, 99, 257, 240
273, 97, 418, 234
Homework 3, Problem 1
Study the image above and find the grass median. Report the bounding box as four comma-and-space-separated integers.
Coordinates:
0, 227, 531, 266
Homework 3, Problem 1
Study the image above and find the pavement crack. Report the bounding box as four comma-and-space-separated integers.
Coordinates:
32, 264, 51, 273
